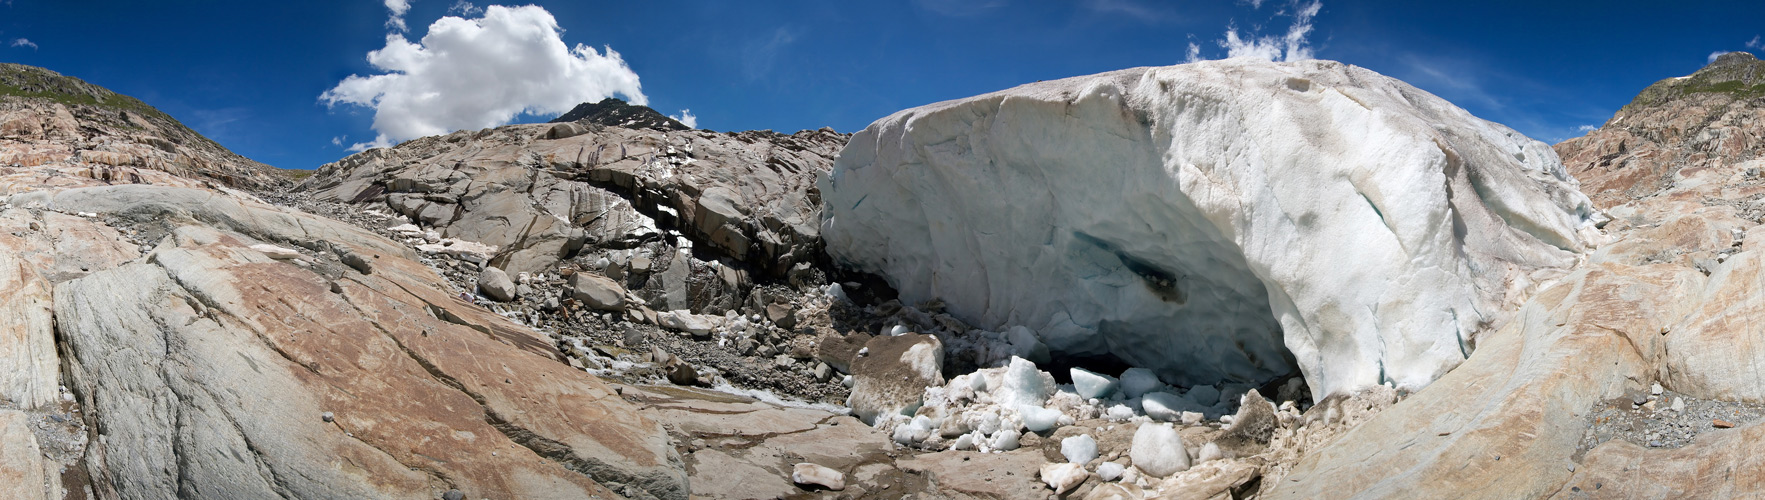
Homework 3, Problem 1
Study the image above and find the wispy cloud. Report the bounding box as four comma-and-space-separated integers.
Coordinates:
1576, 124, 1598, 133
1217, 0, 1321, 62
10, 38, 36, 50
668, 109, 698, 129
447, 0, 481, 17
1748, 35, 1762, 51
331, 136, 346, 147
914, 0, 1005, 17
385, 0, 411, 32
322, 4, 647, 151
742, 27, 798, 81
1083, 0, 1170, 22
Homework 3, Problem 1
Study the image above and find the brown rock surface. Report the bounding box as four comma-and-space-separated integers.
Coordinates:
10, 185, 685, 499
1, 63, 288, 189
296, 114, 846, 276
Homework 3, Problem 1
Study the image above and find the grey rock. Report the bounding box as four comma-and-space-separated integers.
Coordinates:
476, 267, 517, 302
568, 273, 627, 311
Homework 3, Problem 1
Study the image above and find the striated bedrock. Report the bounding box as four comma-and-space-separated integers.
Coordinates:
3, 184, 687, 500
296, 114, 846, 276
822, 58, 1600, 399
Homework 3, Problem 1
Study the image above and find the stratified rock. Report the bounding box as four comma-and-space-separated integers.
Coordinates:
476, 266, 518, 302
822, 58, 1597, 399
568, 272, 627, 311
298, 110, 845, 277
37, 185, 686, 500
0, 63, 288, 189
1555, 52, 1765, 209
846, 333, 944, 425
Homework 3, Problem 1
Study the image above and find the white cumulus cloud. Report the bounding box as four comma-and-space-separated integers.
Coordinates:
385, 0, 411, 32
10, 38, 36, 50
322, 4, 647, 151
1220, 0, 1321, 62
668, 109, 697, 129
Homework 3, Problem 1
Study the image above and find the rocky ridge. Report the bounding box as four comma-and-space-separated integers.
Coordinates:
0, 63, 290, 190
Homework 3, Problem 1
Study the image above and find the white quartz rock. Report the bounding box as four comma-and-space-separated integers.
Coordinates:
822, 58, 1596, 399
1130, 423, 1190, 477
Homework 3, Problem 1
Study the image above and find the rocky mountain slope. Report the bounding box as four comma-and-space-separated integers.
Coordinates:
1555, 51, 1765, 208
550, 98, 691, 132
0, 63, 289, 189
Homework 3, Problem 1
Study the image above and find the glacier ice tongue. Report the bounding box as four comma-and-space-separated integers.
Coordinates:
822, 58, 1595, 399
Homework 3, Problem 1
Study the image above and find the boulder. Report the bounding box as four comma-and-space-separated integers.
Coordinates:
657, 310, 718, 337
822, 58, 1597, 398
846, 333, 944, 425
476, 266, 518, 301
568, 272, 627, 311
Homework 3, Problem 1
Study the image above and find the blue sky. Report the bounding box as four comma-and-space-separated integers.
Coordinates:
2, 1, 1761, 169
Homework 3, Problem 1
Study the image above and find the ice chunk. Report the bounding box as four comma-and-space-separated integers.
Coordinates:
995, 357, 1053, 408
1019, 405, 1062, 433
1105, 404, 1135, 421
989, 429, 1021, 451
1071, 367, 1120, 399
1197, 442, 1223, 463
1120, 368, 1163, 398
1097, 462, 1125, 481
1185, 384, 1221, 407
1130, 423, 1190, 477
822, 59, 1597, 399
1061, 434, 1098, 464
1040, 463, 1087, 494
1140, 392, 1200, 422
952, 432, 977, 450
893, 415, 933, 445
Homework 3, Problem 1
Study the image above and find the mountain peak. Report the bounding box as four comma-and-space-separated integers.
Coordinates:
549, 98, 689, 132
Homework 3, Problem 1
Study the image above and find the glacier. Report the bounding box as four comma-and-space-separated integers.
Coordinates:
820, 59, 1598, 399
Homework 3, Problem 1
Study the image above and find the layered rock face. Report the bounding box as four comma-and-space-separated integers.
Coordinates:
823, 59, 1599, 398
296, 115, 845, 277
0, 63, 289, 189
0, 86, 687, 499
1556, 51, 1765, 209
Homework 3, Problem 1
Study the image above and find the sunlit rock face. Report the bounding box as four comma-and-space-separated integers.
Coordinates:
822, 58, 1598, 399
